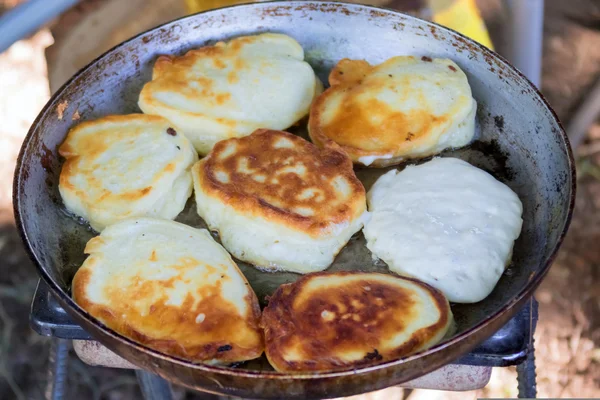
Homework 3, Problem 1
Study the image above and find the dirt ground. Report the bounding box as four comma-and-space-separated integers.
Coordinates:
0, 1, 599, 399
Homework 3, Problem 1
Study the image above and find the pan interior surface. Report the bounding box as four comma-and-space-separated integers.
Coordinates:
15, 0, 572, 386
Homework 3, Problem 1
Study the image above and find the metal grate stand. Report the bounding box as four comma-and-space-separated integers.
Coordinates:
45, 338, 69, 400
135, 370, 175, 400
516, 297, 538, 398
35, 280, 539, 399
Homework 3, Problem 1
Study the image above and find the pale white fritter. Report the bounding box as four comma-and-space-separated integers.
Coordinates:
192, 129, 368, 274
59, 114, 198, 231
363, 157, 523, 303
309, 56, 477, 167
72, 218, 263, 363
139, 33, 321, 154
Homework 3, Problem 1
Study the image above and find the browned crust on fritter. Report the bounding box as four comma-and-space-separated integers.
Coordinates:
140, 35, 280, 121
194, 129, 366, 237
58, 114, 174, 203
58, 114, 169, 157
260, 271, 450, 372
308, 58, 451, 167
142, 49, 239, 115
72, 262, 264, 364
151, 36, 256, 80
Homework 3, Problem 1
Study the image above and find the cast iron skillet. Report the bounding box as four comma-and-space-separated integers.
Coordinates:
13, 1, 575, 398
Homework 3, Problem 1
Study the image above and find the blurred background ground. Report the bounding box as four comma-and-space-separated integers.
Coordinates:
0, 0, 599, 399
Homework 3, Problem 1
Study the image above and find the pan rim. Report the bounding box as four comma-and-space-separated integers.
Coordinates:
13, 0, 576, 380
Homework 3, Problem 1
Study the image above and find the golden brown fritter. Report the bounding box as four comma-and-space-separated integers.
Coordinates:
309, 56, 476, 167
72, 218, 263, 364
261, 271, 453, 372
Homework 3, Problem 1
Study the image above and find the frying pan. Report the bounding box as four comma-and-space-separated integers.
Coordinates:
13, 1, 575, 398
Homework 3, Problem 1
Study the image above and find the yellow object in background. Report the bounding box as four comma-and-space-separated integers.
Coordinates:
184, 0, 494, 51
185, 0, 264, 13
428, 0, 494, 50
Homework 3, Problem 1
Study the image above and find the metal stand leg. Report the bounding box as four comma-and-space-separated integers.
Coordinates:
45, 338, 69, 400
503, 0, 545, 87
135, 369, 175, 400
516, 343, 537, 398
566, 77, 600, 148
516, 298, 538, 398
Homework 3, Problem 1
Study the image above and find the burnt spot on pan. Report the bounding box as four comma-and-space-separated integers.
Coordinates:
462, 139, 514, 181
494, 115, 505, 131
40, 144, 54, 173
556, 171, 568, 194
429, 25, 440, 40
304, 3, 355, 16
261, 5, 293, 17
21, 163, 30, 182
449, 34, 480, 61
40, 144, 62, 200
